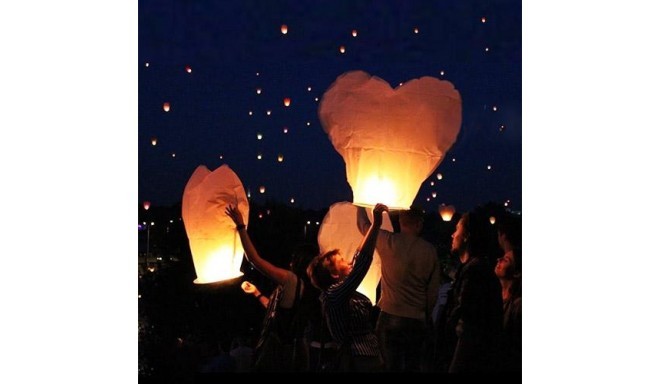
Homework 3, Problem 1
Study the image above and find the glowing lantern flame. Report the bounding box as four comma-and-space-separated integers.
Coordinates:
352, 30, 358, 37
277, 154, 284, 162
490, 216, 497, 225
185, 65, 192, 73
257, 133, 263, 140
432, 192, 437, 198
319, 71, 462, 209
151, 137, 157, 146
436, 173, 443, 180
318, 202, 393, 304
283, 127, 288, 133
256, 88, 262, 95
439, 204, 455, 222
339, 46, 346, 53
482, 17, 487, 23
284, 97, 291, 107
163, 102, 170, 112
182, 165, 248, 284
143, 201, 151, 211
281, 24, 288, 34
259, 186, 266, 194
414, 27, 419, 34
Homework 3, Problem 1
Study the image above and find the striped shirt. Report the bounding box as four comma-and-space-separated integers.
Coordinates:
320, 248, 380, 357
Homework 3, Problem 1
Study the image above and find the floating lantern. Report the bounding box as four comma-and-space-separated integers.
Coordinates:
432, 192, 437, 198
277, 154, 284, 162
163, 102, 170, 112
492, 105, 498, 111
290, 198, 295, 203
485, 47, 490, 52
283, 127, 288, 133
307, 86, 312, 92
490, 216, 497, 225
430, 181, 435, 186
487, 165, 492, 170
259, 186, 266, 194
281, 24, 288, 34
171, 153, 176, 158
185, 65, 192, 73
151, 137, 157, 146
339, 45, 346, 54
319, 71, 462, 209
182, 165, 248, 284
439, 204, 455, 222
481, 17, 487, 23
143, 201, 151, 211
414, 27, 419, 34
284, 97, 291, 107
266, 110, 271, 116
440, 70, 445, 76
352, 29, 358, 37
318, 202, 393, 304
436, 173, 443, 180
256, 88, 262, 95
257, 153, 262, 160
248, 111, 253, 116
145, 62, 149, 67
257, 133, 263, 140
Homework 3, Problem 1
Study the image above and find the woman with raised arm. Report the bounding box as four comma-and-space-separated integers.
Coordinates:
225, 205, 319, 372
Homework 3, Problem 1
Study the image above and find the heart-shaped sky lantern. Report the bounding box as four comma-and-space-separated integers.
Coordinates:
319, 71, 462, 209
182, 165, 249, 284
317, 201, 393, 304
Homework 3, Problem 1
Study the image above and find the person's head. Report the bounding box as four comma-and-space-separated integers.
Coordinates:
497, 212, 522, 253
399, 206, 424, 235
494, 248, 521, 280
306, 249, 352, 291
290, 242, 320, 281
451, 208, 500, 262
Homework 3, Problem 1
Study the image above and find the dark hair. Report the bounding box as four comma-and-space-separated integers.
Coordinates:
462, 206, 502, 263
498, 212, 522, 250
290, 242, 319, 281
399, 206, 424, 227
307, 249, 340, 291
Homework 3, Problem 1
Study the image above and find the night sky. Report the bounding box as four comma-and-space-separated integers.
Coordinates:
138, 0, 522, 213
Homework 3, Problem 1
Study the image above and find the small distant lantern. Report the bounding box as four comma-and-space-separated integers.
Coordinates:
281, 24, 288, 34
290, 198, 295, 203
257, 133, 263, 140
143, 201, 151, 211
489, 216, 496, 225
185, 65, 192, 73
171, 153, 176, 158
436, 173, 443, 180
259, 186, 266, 194
257, 153, 262, 160
432, 192, 437, 198
248, 111, 253, 116
352, 29, 358, 37
256, 88, 262, 95
151, 137, 157, 146
283, 127, 288, 133
481, 17, 487, 23
266, 110, 272, 116
307, 86, 312, 91
163, 102, 170, 112
339, 46, 346, 54
277, 154, 284, 162
439, 204, 455, 222
440, 70, 445, 76
413, 27, 419, 34
284, 97, 291, 107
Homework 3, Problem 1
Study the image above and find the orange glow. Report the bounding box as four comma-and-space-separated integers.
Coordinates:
182, 165, 248, 284
143, 201, 151, 211
490, 216, 496, 225
277, 154, 284, 162
283, 97, 291, 107
281, 24, 288, 34
439, 204, 455, 222
163, 102, 170, 112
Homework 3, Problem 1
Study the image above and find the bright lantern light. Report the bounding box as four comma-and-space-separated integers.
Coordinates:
281, 24, 288, 34
436, 173, 443, 180
319, 71, 462, 209
438, 204, 455, 222
151, 137, 157, 146
284, 97, 291, 107
257, 133, 263, 140
414, 27, 419, 34
432, 192, 437, 198
283, 127, 288, 133
481, 17, 487, 23
277, 154, 284, 162
143, 201, 151, 211
259, 186, 266, 193
339, 46, 346, 53
182, 165, 248, 284
185, 65, 192, 73
490, 216, 496, 225
256, 88, 262, 94
318, 202, 394, 304
163, 102, 170, 112
352, 29, 358, 37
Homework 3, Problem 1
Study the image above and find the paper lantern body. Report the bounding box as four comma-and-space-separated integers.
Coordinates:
439, 204, 455, 222
317, 202, 393, 304
182, 165, 249, 284
319, 70, 461, 209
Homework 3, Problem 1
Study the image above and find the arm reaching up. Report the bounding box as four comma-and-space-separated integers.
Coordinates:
225, 205, 290, 285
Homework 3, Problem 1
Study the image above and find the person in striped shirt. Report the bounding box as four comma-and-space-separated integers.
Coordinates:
307, 203, 388, 372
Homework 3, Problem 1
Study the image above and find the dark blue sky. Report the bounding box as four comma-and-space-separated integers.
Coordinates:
139, 0, 521, 213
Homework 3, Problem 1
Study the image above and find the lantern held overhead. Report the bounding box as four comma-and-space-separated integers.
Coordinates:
319, 71, 462, 209
318, 202, 393, 304
182, 165, 248, 284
